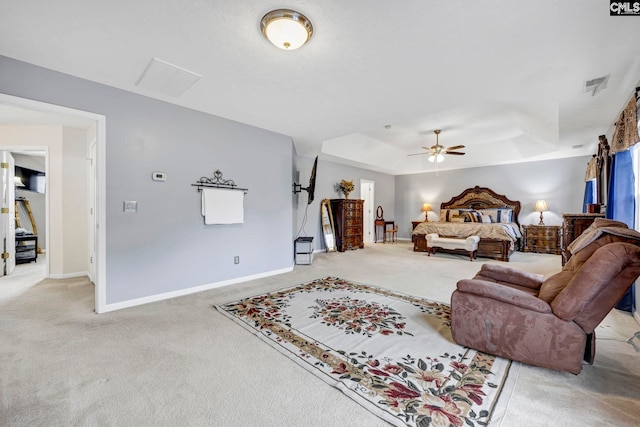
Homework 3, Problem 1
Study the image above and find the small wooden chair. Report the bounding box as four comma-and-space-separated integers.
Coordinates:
386, 226, 398, 243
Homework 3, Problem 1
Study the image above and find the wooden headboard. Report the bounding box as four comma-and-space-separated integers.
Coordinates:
440, 186, 522, 227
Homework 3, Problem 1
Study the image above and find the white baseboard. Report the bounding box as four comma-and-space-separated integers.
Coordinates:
48, 271, 89, 279
99, 266, 294, 313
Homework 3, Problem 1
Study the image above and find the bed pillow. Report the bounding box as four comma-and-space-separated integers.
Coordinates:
481, 214, 492, 223
440, 209, 461, 222
440, 208, 475, 222
498, 209, 513, 223
478, 208, 512, 224
465, 211, 483, 222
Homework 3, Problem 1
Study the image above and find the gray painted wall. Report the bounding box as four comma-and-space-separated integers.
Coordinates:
394, 155, 591, 238
0, 56, 293, 304
0, 55, 596, 307
293, 156, 396, 251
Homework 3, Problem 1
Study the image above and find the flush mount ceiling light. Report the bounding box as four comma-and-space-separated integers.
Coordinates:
260, 9, 313, 50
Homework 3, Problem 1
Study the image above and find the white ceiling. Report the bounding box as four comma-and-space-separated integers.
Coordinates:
1, 1, 639, 174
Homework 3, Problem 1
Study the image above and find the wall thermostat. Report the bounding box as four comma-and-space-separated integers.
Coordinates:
152, 171, 167, 181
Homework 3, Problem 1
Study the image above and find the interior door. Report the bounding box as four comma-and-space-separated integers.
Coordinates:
360, 180, 375, 244
1, 151, 16, 276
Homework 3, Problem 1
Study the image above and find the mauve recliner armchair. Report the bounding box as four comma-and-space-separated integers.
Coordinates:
450, 239, 640, 374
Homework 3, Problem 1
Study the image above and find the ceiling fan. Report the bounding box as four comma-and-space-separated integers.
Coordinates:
408, 129, 466, 163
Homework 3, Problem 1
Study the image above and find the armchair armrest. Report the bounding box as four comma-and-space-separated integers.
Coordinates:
474, 264, 544, 290
456, 279, 552, 313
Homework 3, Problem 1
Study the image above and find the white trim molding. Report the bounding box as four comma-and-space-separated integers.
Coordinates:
99, 266, 294, 313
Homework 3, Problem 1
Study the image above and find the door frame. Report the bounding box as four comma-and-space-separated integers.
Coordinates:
1, 151, 16, 275
360, 179, 375, 244
88, 139, 97, 283
0, 93, 106, 313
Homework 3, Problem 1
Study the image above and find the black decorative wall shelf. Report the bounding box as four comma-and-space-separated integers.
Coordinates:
192, 170, 248, 193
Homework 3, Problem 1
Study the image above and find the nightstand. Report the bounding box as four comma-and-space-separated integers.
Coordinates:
411, 221, 424, 244
522, 225, 561, 254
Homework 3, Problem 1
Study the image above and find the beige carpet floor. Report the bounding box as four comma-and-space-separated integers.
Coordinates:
1, 243, 639, 426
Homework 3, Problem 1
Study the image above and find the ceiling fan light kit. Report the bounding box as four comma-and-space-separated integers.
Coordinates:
408, 129, 466, 165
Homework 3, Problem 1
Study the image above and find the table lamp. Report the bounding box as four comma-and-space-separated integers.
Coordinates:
422, 203, 433, 222
534, 200, 548, 226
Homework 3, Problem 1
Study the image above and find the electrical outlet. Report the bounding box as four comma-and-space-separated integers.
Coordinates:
234, 256, 240, 264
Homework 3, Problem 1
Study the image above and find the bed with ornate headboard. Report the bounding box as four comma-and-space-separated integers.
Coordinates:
412, 186, 522, 261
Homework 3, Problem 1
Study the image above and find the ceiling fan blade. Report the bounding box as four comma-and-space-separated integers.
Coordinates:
408, 152, 430, 156
445, 145, 465, 151
444, 151, 465, 155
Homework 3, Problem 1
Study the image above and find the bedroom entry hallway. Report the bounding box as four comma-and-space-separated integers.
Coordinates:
0, 93, 105, 313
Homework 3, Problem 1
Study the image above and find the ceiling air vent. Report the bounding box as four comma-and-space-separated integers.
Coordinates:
584, 75, 610, 97
135, 58, 201, 98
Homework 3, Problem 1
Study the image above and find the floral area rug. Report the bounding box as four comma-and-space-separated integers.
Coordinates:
215, 277, 515, 427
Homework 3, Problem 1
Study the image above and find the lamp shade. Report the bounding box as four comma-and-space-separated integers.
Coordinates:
534, 200, 548, 212
421, 203, 433, 221
534, 200, 548, 226
261, 9, 313, 50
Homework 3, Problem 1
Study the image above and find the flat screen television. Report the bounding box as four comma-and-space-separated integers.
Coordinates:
293, 156, 317, 205
15, 166, 46, 194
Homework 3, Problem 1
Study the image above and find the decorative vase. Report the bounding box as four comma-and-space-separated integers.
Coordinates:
338, 180, 354, 199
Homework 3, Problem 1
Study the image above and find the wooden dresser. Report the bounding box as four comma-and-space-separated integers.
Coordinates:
561, 213, 605, 265
330, 199, 364, 252
522, 225, 561, 254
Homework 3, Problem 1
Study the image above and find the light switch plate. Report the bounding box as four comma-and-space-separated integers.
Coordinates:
123, 201, 138, 212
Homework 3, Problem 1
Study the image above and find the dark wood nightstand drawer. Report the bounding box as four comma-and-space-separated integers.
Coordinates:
527, 228, 557, 238
522, 225, 561, 255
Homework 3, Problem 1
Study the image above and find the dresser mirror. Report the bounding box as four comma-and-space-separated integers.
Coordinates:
320, 199, 337, 252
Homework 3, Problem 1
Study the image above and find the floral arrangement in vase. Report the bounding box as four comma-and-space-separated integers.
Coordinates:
338, 179, 355, 198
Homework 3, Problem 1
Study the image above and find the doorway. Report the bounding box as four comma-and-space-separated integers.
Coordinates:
1, 150, 16, 276
0, 93, 105, 313
360, 179, 375, 244
9, 150, 45, 275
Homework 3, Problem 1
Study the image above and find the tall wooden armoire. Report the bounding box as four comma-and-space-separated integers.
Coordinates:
330, 199, 364, 252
